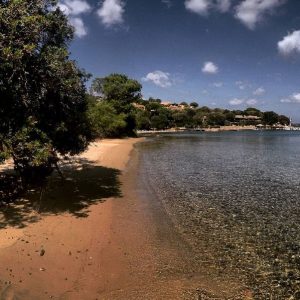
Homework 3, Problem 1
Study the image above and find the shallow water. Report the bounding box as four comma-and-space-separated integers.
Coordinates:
138, 131, 300, 299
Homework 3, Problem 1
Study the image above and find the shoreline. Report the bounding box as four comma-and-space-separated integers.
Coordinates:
137, 126, 256, 135
0, 137, 245, 299
0, 138, 143, 299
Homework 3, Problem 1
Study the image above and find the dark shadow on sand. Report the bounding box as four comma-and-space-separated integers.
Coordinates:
0, 158, 122, 229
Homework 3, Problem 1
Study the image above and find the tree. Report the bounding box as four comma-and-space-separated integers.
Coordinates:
244, 107, 262, 117
145, 101, 161, 112
173, 111, 189, 127
0, 0, 91, 179
180, 102, 188, 107
148, 97, 161, 103
87, 97, 127, 138
190, 102, 199, 108
151, 115, 169, 130
207, 113, 226, 126
262, 111, 279, 125
150, 107, 172, 130
90, 78, 104, 96
135, 110, 151, 130
224, 111, 235, 122
91, 74, 142, 108
198, 106, 211, 113
193, 111, 206, 127
278, 115, 290, 126
91, 74, 142, 136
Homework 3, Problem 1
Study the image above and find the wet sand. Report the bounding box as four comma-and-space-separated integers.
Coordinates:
0, 138, 246, 299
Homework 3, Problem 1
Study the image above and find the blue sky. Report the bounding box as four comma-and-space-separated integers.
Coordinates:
58, 0, 300, 121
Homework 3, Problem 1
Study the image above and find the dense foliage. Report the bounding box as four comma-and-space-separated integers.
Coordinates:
90, 74, 142, 136
0, 0, 91, 178
134, 99, 290, 130
87, 96, 127, 138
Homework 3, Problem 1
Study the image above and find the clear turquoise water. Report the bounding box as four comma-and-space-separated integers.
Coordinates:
138, 131, 300, 298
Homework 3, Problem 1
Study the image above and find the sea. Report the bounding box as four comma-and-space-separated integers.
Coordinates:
137, 131, 300, 299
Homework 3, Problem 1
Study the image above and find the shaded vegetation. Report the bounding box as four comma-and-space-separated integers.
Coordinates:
0, 0, 91, 179
90, 74, 142, 136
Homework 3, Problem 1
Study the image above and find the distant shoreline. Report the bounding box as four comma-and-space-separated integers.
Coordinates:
137, 125, 300, 135
137, 126, 256, 135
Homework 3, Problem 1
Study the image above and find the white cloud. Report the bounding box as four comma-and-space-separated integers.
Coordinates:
61, 0, 91, 15
213, 82, 223, 88
235, 80, 250, 90
57, 3, 71, 15
142, 71, 172, 88
229, 98, 244, 105
280, 93, 300, 104
202, 61, 219, 74
253, 87, 265, 96
229, 97, 259, 106
235, 0, 286, 30
185, 0, 210, 15
162, 0, 172, 8
58, 0, 91, 37
69, 17, 88, 38
184, 0, 231, 15
215, 0, 231, 12
246, 98, 258, 105
97, 0, 125, 27
278, 30, 300, 56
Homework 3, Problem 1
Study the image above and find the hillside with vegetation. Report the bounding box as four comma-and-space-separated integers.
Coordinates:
88, 76, 290, 133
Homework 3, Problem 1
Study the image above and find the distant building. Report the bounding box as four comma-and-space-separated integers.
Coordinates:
235, 115, 261, 121
133, 103, 146, 110
161, 101, 172, 107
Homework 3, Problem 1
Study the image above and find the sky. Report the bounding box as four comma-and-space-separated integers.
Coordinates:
58, 0, 300, 121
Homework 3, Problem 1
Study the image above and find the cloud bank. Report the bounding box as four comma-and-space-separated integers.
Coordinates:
281, 93, 300, 104
229, 98, 258, 105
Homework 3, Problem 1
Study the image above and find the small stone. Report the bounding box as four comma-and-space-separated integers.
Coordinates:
40, 249, 45, 256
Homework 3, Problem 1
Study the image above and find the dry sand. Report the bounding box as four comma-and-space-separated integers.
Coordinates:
0, 138, 246, 299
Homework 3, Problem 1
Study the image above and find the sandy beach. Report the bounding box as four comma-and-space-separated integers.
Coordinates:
0, 138, 245, 299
